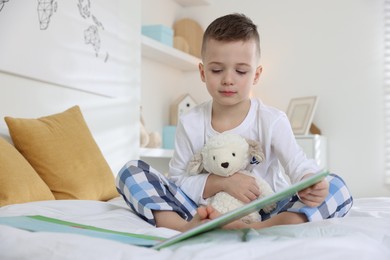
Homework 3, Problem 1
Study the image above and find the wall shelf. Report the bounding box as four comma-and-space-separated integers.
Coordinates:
173, 0, 210, 7
140, 147, 174, 158
141, 35, 200, 71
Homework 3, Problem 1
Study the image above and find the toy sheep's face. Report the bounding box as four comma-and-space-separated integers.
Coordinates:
187, 133, 265, 177
201, 134, 250, 177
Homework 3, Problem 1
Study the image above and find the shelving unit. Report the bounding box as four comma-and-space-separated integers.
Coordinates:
140, 135, 327, 174
140, 25, 201, 174
141, 35, 200, 71
140, 34, 328, 172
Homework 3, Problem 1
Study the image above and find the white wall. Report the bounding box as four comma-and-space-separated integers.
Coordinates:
0, 1, 142, 175
141, 0, 389, 197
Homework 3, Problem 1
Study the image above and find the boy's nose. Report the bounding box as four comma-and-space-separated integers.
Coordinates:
222, 73, 234, 86
222, 79, 233, 86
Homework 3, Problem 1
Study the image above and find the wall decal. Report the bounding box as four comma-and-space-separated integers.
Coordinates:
0, 0, 139, 97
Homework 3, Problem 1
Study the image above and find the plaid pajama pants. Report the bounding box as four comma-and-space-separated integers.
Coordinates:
116, 160, 353, 226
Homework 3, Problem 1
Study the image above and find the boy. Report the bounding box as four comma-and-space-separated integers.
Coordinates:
116, 13, 353, 231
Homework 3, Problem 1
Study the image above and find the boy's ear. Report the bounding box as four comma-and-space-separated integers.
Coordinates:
199, 63, 206, 83
253, 65, 262, 85
187, 152, 204, 175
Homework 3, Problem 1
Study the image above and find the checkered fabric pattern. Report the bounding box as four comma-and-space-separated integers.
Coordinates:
283, 174, 353, 221
116, 160, 353, 226
116, 160, 197, 226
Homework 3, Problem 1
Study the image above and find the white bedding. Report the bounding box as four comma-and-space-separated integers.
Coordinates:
0, 197, 389, 260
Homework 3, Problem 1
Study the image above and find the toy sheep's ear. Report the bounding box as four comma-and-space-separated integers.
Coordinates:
187, 152, 204, 175
246, 139, 265, 163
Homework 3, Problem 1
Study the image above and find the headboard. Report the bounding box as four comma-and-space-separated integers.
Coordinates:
0, 73, 139, 176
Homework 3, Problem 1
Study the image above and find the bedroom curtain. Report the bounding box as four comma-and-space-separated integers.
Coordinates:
385, 0, 390, 184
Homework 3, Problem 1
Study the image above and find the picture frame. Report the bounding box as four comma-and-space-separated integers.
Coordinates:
286, 96, 318, 135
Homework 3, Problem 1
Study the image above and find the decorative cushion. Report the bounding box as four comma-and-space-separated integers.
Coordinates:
4, 106, 118, 200
0, 137, 55, 206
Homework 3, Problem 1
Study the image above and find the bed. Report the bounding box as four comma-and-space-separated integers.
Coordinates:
0, 87, 389, 260
0, 197, 389, 259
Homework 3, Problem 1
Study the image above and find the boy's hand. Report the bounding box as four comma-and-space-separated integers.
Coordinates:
297, 174, 329, 207
222, 173, 260, 203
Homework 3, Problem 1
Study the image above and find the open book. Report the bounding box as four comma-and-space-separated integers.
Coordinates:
152, 170, 329, 249
0, 170, 329, 249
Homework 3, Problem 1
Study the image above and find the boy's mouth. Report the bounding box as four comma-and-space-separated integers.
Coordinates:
219, 91, 236, 97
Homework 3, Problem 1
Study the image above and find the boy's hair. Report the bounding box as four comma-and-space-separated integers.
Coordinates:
201, 13, 261, 59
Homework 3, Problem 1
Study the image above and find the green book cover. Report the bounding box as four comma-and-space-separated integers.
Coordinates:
0, 215, 165, 247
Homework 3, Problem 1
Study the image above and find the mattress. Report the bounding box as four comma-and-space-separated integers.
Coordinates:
0, 197, 389, 260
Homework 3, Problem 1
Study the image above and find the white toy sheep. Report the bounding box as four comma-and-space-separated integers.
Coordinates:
187, 133, 276, 223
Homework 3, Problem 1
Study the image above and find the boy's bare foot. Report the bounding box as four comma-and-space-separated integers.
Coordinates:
180, 206, 211, 231
154, 206, 306, 232
207, 206, 251, 229
153, 206, 216, 232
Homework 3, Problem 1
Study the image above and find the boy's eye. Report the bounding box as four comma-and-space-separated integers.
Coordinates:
211, 69, 222, 73
236, 70, 247, 75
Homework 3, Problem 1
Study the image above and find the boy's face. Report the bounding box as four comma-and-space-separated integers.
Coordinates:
199, 39, 262, 107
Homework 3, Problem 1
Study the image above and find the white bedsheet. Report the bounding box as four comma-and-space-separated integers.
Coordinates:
0, 197, 389, 260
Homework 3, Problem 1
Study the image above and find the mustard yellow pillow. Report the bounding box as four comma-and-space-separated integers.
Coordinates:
0, 136, 55, 206
4, 106, 118, 201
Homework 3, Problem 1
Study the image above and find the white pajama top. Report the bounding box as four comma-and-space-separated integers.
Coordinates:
168, 98, 320, 205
